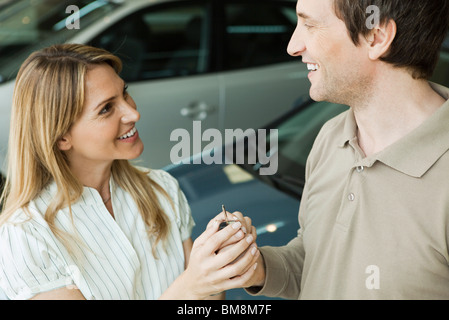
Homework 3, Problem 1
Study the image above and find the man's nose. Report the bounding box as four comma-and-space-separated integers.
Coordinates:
287, 26, 306, 57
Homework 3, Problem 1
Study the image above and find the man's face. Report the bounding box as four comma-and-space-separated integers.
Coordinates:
288, 0, 373, 104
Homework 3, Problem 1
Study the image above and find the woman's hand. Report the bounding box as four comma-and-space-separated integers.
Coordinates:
206, 210, 257, 250
160, 212, 259, 300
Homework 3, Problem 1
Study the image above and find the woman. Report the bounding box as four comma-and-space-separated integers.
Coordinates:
0, 44, 259, 300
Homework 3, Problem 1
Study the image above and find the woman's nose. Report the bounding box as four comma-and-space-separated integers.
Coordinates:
121, 101, 140, 124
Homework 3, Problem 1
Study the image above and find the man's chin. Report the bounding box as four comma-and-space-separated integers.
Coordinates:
309, 87, 327, 102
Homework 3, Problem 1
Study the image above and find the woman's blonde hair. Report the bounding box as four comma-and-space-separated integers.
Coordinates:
0, 43, 170, 254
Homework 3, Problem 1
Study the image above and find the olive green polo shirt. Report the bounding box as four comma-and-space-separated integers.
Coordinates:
252, 82, 449, 299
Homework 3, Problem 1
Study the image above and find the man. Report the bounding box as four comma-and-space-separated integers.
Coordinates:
243, 0, 449, 299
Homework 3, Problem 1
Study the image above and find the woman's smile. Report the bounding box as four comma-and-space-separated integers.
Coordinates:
118, 126, 138, 141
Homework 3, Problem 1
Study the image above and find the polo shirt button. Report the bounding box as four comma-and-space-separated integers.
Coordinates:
348, 193, 355, 201
356, 166, 364, 173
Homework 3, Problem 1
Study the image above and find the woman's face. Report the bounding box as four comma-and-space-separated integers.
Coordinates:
59, 64, 144, 168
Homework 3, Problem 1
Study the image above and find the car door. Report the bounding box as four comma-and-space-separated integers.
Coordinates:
90, 1, 220, 169
218, 0, 310, 131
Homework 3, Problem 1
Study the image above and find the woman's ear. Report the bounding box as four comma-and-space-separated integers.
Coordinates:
57, 134, 72, 151
366, 19, 397, 61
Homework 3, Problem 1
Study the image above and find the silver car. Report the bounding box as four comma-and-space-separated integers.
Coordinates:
0, 0, 309, 176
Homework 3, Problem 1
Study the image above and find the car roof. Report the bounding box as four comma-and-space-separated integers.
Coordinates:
102, 0, 295, 19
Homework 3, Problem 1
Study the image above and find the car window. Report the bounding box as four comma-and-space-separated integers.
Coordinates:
431, 33, 449, 87
90, 2, 211, 82
0, 0, 120, 83
276, 102, 348, 170
223, 0, 296, 70
243, 101, 348, 198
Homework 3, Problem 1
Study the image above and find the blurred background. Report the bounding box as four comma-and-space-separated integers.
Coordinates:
0, 0, 309, 171
0, 0, 448, 300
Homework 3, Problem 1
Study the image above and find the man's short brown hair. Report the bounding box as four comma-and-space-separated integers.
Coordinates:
333, 0, 449, 79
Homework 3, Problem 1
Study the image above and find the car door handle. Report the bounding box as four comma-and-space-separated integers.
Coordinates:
180, 101, 216, 121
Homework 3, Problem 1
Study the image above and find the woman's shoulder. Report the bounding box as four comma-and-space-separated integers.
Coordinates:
136, 167, 193, 229
0, 203, 47, 228
0, 183, 56, 236
0, 210, 29, 243
147, 167, 177, 182
136, 167, 181, 194
0, 206, 48, 249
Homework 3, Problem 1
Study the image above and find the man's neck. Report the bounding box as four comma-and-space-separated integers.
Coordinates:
351, 71, 446, 157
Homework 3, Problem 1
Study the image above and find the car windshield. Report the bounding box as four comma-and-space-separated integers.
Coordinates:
0, 0, 121, 83
240, 101, 349, 199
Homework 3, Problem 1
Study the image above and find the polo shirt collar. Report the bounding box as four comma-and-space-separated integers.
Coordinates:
338, 82, 449, 178
338, 108, 357, 149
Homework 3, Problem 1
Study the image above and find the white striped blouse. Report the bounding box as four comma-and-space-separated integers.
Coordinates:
0, 169, 195, 300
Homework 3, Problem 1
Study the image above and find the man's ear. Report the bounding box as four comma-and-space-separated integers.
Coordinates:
57, 134, 72, 151
366, 19, 397, 61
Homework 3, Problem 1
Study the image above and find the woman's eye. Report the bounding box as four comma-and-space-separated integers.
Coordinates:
99, 103, 112, 115
123, 84, 129, 98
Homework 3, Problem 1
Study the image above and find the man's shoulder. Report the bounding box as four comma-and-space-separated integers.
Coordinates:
305, 109, 351, 171
315, 109, 350, 143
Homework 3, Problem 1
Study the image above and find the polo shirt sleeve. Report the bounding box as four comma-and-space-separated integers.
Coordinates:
246, 234, 305, 299
245, 184, 307, 299
0, 217, 71, 300
246, 122, 326, 299
246, 165, 311, 299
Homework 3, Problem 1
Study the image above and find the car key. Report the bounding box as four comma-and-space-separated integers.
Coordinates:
218, 204, 237, 230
